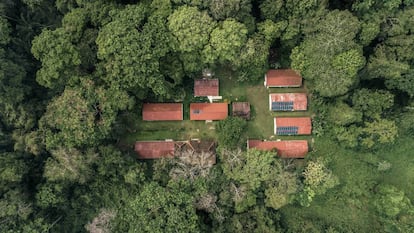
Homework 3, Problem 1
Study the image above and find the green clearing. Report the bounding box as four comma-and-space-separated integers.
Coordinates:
123, 118, 218, 144
281, 137, 379, 232
123, 75, 313, 144
376, 133, 414, 200
280, 133, 414, 232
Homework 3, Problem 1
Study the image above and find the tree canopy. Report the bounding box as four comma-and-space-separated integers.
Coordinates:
1, 0, 414, 232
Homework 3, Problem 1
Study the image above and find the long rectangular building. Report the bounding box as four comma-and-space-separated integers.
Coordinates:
274, 117, 312, 135
247, 140, 308, 158
269, 93, 307, 111
142, 103, 183, 121
135, 141, 175, 159
264, 69, 302, 88
190, 103, 228, 120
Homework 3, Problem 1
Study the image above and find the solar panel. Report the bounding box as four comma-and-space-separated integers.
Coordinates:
193, 109, 201, 114
276, 126, 298, 135
272, 101, 294, 111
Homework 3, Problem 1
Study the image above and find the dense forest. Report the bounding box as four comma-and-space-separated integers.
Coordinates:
1, 0, 414, 232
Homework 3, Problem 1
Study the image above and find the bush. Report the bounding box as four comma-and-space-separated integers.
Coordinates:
216, 117, 247, 149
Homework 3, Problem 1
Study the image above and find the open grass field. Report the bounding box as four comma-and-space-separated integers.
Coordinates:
377, 133, 414, 200
219, 76, 313, 140
122, 117, 218, 144
281, 137, 380, 232
123, 73, 313, 146
280, 133, 414, 232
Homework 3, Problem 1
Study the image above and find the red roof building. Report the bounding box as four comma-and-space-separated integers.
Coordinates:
264, 69, 302, 87
194, 79, 219, 96
135, 141, 175, 159
247, 140, 308, 158
274, 117, 312, 135
190, 103, 228, 120
142, 103, 183, 121
269, 93, 307, 111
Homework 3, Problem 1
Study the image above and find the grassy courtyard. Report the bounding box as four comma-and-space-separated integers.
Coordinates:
123, 74, 313, 144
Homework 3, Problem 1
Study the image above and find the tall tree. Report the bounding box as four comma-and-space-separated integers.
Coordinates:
168, 5, 216, 73
291, 10, 365, 97
97, 3, 176, 98
39, 80, 132, 149
203, 19, 248, 64
32, 28, 81, 89
113, 182, 199, 232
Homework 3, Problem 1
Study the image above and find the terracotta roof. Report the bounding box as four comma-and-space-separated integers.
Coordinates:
142, 103, 183, 121
269, 93, 307, 111
232, 102, 250, 119
194, 79, 219, 96
190, 103, 228, 120
265, 69, 302, 87
274, 117, 312, 135
135, 141, 175, 159
247, 140, 308, 158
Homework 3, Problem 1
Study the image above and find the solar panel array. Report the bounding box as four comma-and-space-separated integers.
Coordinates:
276, 126, 298, 135
272, 101, 294, 111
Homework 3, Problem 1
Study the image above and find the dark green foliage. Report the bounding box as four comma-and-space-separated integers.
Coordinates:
327, 101, 362, 126
291, 10, 365, 97
352, 88, 394, 119
114, 182, 199, 233
204, 19, 248, 64
216, 117, 247, 149
374, 184, 412, 218
2, 0, 414, 232
32, 28, 81, 89
39, 80, 133, 149
96, 4, 174, 97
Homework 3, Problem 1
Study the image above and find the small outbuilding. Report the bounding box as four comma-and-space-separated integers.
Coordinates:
264, 69, 302, 88
190, 103, 228, 120
135, 141, 175, 159
142, 103, 183, 121
232, 102, 251, 120
194, 79, 219, 97
274, 117, 312, 135
269, 93, 307, 111
247, 139, 308, 158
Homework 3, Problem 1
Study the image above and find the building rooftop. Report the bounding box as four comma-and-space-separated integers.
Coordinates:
269, 93, 307, 111
135, 141, 175, 159
194, 79, 219, 96
274, 117, 312, 135
190, 103, 228, 120
142, 103, 183, 121
265, 69, 302, 87
232, 102, 251, 120
247, 140, 308, 158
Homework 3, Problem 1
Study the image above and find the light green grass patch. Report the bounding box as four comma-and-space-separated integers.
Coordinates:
124, 74, 313, 144
376, 134, 414, 200
123, 120, 217, 144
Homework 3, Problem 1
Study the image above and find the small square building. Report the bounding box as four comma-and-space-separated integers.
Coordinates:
232, 102, 251, 120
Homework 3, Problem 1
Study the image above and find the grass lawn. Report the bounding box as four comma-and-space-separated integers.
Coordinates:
220, 76, 313, 140
281, 133, 414, 232
281, 136, 382, 232
122, 74, 313, 144
123, 119, 218, 144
